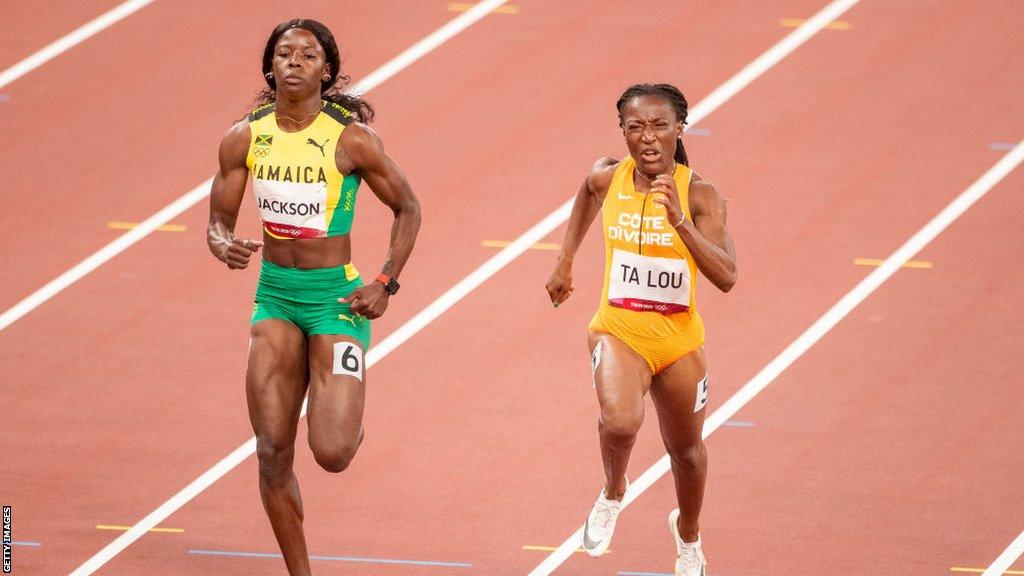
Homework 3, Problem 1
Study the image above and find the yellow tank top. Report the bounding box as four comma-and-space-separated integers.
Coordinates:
245, 100, 361, 239
589, 157, 704, 341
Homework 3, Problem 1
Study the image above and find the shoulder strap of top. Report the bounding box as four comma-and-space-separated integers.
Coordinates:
322, 101, 355, 126
248, 103, 276, 122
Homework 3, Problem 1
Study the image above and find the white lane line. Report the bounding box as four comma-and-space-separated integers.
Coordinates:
0, 182, 210, 332
0, 0, 509, 335
528, 139, 1024, 574
686, 0, 862, 127
982, 529, 1024, 576
0, 0, 155, 90
64, 1, 510, 575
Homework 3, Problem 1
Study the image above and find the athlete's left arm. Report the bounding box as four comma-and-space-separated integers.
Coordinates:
654, 173, 737, 292
339, 123, 421, 319
681, 176, 737, 292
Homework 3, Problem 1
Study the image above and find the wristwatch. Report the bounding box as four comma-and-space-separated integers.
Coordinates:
375, 273, 400, 296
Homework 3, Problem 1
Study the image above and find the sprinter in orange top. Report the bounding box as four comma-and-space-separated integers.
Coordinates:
546, 84, 737, 576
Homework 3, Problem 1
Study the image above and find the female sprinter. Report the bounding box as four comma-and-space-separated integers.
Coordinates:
546, 83, 736, 576
207, 19, 420, 576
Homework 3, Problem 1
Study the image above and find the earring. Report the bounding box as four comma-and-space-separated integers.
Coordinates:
265, 72, 273, 79
322, 75, 330, 81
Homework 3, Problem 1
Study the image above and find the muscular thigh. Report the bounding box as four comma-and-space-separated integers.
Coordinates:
246, 319, 309, 440
650, 347, 708, 444
305, 335, 366, 446
589, 331, 652, 413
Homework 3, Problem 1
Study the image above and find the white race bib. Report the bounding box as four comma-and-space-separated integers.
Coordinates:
253, 179, 328, 239
607, 248, 690, 315
332, 341, 364, 381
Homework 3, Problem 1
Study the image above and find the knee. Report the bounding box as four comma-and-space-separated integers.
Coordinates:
313, 431, 363, 474
669, 441, 706, 470
600, 407, 643, 443
314, 446, 357, 473
256, 438, 295, 486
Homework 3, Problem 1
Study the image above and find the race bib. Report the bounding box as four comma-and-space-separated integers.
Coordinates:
607, 249, 690, 315
253, 179, 328, 239
332, 341, 364, 381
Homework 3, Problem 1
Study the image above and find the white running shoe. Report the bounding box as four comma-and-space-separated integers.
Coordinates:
580, 478, 629, 557
669, 508, 706, 576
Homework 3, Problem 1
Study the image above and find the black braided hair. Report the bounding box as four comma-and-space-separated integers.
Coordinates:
254, 19, 374, 123
616, 83, 689, 166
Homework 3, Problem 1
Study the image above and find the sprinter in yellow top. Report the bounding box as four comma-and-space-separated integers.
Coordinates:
547, 83, 737, 576
206, 19, 420, 576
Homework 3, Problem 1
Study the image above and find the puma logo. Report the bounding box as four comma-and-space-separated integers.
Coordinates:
337, 312, 358, 327
306, 137, 329, 157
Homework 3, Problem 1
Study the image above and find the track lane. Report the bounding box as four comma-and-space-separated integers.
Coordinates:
0, 2, 495, 574
82, 1, 935, 574
4, 1, 1022, 575
0, 0, 453, 313
0, 2, 839, 569
576, 2, 1024, 573
640, 166, 1024, 576
0, 0, 126, 70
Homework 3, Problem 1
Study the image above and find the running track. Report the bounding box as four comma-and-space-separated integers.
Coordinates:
2, 1, 1023, 575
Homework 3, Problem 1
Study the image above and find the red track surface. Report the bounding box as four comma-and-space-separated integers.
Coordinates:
2, 1, 1023, 575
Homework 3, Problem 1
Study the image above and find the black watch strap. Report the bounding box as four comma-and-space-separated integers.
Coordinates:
376, 273, 400, 295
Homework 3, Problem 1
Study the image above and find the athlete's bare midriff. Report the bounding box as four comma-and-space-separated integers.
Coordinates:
262, 233, 352, 268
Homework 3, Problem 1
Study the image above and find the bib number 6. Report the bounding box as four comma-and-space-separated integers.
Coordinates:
332, 342, 364, 381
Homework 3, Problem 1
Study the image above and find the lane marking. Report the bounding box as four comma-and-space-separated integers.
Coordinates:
448, 2, 519, 13
980, 529, 1024, 576
11, 541, 42, 547
780, 17, 850, 29
530, 138, 1024, 575
522, 545, 607, 554
64, 2, 513, 575
96, 524, 184, 533
618, 572, 672, 576
0, 0, 510, 336
684, 126, 712, 136
990, 142, 1016, 151
0, 0, 155, 90
188, 549, 471, 567
953, 568, 1024, 575
854, 257, 932, 269
0, 94, 10, 102
107, 221, 187, 233
482, 239, 560, 250
0, 183, 210, 332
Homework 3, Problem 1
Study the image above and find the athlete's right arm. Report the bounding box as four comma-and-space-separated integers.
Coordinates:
545, 158, 617, 307
207, 121, 263, 270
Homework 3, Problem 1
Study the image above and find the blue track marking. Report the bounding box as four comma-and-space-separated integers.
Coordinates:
187, 548, 472, 568
722, 419, 756, 427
